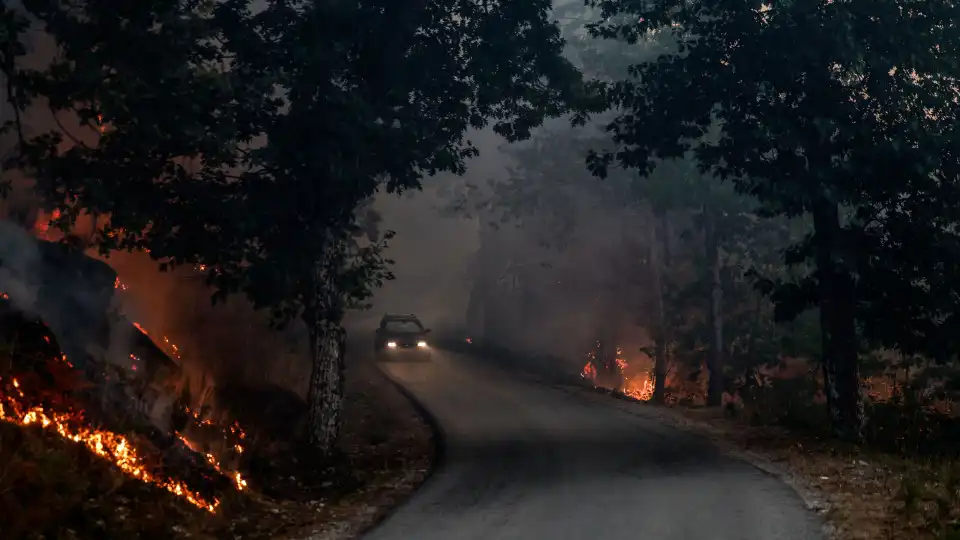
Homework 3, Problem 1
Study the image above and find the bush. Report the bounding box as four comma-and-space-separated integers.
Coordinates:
864, 387, 960, 457
738, 375, 830, 431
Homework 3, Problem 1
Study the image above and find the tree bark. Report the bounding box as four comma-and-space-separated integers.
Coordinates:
304, 315, 347, 454
648, 210, 668, 404
704, 206, 724, 407
812, 200, 863, 442
302, 238, 349, 455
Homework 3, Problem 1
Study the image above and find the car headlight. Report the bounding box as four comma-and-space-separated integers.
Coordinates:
417, 341, 427, 348
387, 341, 397, 348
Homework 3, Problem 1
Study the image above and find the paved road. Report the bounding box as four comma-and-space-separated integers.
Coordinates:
368, 349, 825, 540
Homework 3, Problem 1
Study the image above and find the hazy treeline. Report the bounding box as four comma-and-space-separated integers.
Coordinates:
450, 0, 960, 451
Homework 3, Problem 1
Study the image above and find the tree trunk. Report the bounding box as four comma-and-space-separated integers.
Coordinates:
704, 206, 724, 407
304, 315, 347, 454
812, 200, 863, 442
648, 210, 668, 404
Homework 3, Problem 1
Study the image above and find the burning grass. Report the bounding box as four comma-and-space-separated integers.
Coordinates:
570, 340, 960, 539
0, 420, 218, 540
0, 377, 220, 512
0, 328, 434, 539
580, 344, 654, 401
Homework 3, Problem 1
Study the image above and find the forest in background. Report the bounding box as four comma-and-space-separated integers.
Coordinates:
453, 0, 960, 456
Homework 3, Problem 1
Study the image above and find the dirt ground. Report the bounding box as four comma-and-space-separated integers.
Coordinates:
0, 354, 436, 540
292, 356, 436, 540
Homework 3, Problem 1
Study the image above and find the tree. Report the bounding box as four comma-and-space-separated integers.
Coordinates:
587, 0, 960, 440
0, 0, 586, 452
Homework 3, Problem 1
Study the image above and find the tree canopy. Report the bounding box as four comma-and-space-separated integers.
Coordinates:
585, 0, 960, 438
0, 0, 587, 450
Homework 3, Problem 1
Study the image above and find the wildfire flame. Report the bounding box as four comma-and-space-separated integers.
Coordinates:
621, 373, 654, 401
131, 321, 182, 361
0, 378, 220, 512
33, 209, 62, 240
0, 286, 246, 512
580, 361, 597, 381
120, 285, 244, 490
581, 344, 654, 401
177, 407, 248, 491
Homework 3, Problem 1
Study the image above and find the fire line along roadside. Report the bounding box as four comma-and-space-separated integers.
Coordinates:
0, 220, 436, 539
0, 222, 430, 538
0, 223, 238, 512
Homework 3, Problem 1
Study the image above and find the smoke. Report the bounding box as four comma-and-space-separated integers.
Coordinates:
0, 11, 313, 405
354, 108, 666, 374
0, 0, 643, 402
351, 127, 508, 334
0, 219, 118, 372
103, 251, 312, 397
0, 220, 42, 310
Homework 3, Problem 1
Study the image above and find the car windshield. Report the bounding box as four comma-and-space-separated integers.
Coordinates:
383, 320, 423, 333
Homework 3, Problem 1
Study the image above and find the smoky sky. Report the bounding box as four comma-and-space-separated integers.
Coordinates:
356, 127, 511, 331
0, 0, 627, 397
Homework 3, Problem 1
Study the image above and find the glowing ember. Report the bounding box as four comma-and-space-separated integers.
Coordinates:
621, 374, 654, 401
177, 408, 248, 491
162, 336, 181, 360
580, 361, 597, 381
177, 434, 248, 491
581, 344, 654, 401
0, 378, 220, 512
131, 322, 182, 361
465, 337, 472, 344
114, 277, 128, 291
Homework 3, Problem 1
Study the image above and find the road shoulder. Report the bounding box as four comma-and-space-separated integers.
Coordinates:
293, 355, 437, 540
544, 379, 957, 540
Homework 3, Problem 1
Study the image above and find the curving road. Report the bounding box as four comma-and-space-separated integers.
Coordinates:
367, 348, 825, 540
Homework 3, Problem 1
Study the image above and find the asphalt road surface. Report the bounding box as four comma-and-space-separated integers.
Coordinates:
366, 348, 826, 540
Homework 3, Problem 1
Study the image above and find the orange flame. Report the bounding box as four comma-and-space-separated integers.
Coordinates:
0, 378, 220, 512
581, 344, 654, 401
131, 321, 182, 361
130, 310, 243, 487
621, 373, 654, 401
177, 408, 248, 492
580, 361, 597, 381
177, 433, 247, 491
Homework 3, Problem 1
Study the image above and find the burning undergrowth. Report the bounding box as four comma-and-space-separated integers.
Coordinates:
0, 299, 246, 514
0, 216, 439, 538
580, 342, 656, 401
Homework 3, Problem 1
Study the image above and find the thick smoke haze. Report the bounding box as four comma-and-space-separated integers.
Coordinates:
0, 0, 620, 402
354, 127, 510, 332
